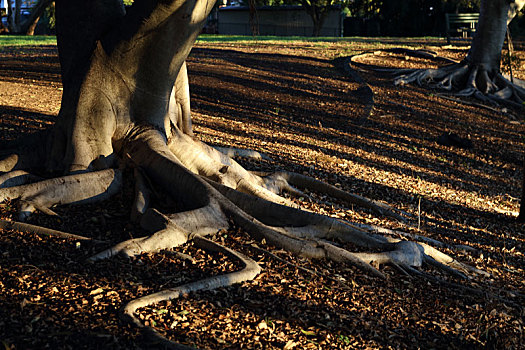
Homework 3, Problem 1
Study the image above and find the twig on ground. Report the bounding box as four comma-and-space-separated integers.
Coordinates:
0, 218, 106, 243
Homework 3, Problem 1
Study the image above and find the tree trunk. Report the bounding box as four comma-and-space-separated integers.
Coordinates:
301, 1, 327, 37
248, 0, 259, 36
21, 0, 53, 35
24, 15, 40, 35
6, 0, 15, 32
48, 0, 214, 173
311, 13, 323, 37
5, 0, 54, 34
465, 0, 510, 77
14, 0, 21, 31
465, 0, 525, 221
463, 0, 524, 76
396, 0, 524, 98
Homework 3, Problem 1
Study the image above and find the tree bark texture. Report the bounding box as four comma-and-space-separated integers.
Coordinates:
466, 0, 510, 73
395, 0, 525, 103
4, 0, 53, 34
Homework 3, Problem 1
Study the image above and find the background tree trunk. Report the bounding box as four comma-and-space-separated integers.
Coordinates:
14, 0, 21, 31
248, 0, 259, 36
22, 0, 54, 35
6, 0, 15, 32
300, 0, 329, 37
5, 0, 54, 34
465, 0, 510, 75
24, 15, 40, 35
311, 10, 324, 37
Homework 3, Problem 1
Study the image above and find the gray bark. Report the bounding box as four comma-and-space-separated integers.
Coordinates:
5, 0, 50, 34
466, 0, 524, 72
14, 0, 21, 31
50, 0, 214, 173
466, 0, 510, 73
6, 0, 15, 32
396, 0, 525, 98
300, 0, 330, 37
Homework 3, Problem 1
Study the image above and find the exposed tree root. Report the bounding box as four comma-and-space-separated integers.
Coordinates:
0, 169, 122, 221
0, 170, 41, 188
248, 243, 352, 290
340, 56, 374, 124
214, 146, 273, 161
1, 55, 494, 347
0, 218, 103, 242
169, 128, 408, 222
350, 48, 525, 108
131, 168, 151, 222
252, 171, 412, 222
395, 62, 525, 107
166, 130, 295, 206
0, 154, 22, 173
0, 130, 49, 173
119, 236, 261, 349
0, 122, 485, 347
80, 128, 476, 282
1, 126, 479, 281
354, 222, 480, 253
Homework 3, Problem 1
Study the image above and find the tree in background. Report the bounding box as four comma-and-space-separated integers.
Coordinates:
4, 0, 53, 35
347, 0, 481, 36
300, 0, 340, 36
396, 0, 524, 105
378, 1, 525, 220
348, 0, 480, 18
242, 0, 349, 36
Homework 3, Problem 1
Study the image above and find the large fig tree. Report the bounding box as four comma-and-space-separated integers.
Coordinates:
396, 0, 525, 105
0, 0, 484, 346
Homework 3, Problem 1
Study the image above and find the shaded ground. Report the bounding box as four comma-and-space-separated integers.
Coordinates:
0, 39, 524, 349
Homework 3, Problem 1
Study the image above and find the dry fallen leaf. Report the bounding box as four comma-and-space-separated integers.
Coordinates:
283, 340, 297, 350
89, 287, 104, 296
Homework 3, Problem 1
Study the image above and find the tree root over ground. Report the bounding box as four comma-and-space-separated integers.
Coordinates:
350, 48, 525, 109
0, 122, 489, 347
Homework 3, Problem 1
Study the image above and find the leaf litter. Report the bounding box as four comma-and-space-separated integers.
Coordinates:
1, 39, 525, 349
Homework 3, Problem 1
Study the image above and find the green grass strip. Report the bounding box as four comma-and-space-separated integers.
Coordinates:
0, 35, 57, 46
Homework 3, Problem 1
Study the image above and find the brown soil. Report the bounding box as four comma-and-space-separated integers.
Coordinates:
0, 39, 524, 349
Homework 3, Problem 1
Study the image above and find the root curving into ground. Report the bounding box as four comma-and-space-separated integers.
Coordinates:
350, 48, 525, 108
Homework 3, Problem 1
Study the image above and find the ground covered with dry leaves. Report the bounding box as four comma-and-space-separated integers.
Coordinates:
1, 37, 525, 349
